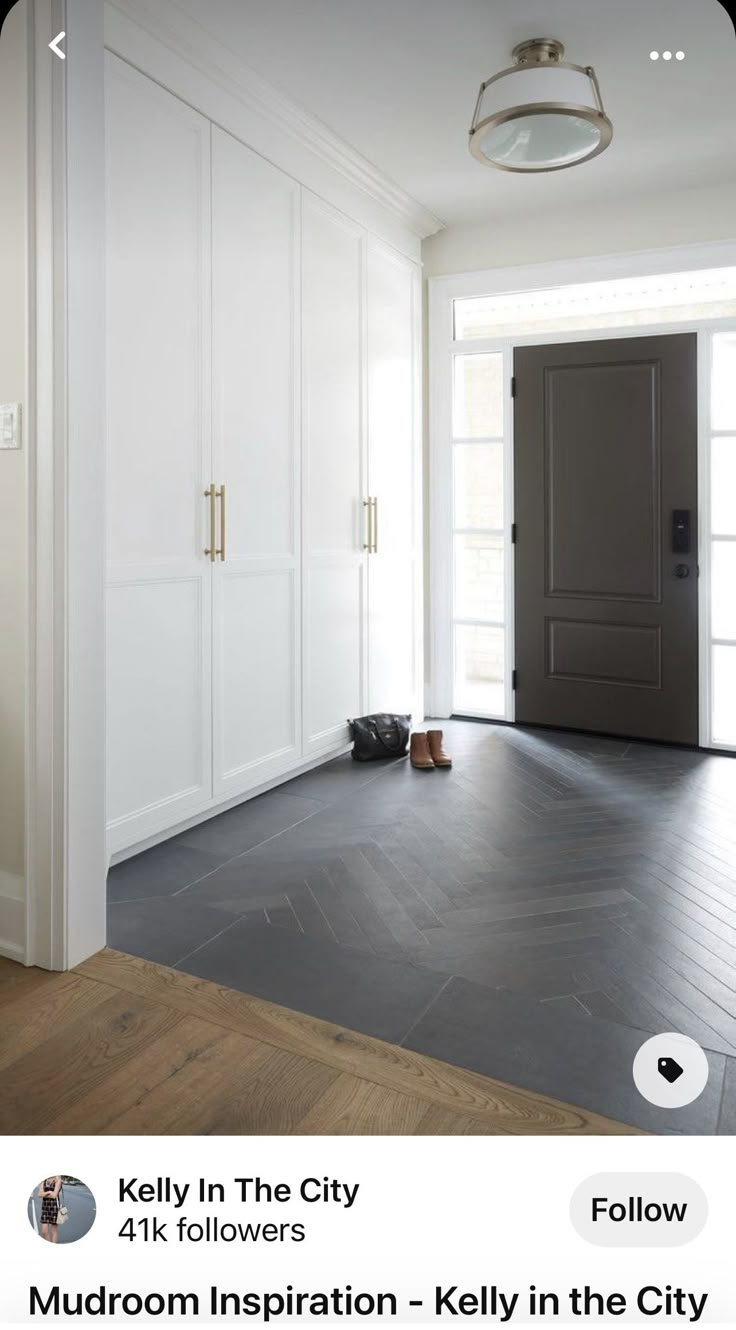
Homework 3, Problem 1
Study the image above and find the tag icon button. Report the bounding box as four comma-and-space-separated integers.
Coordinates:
658, 1056, 684, 1085
633, 1033, 709, 1108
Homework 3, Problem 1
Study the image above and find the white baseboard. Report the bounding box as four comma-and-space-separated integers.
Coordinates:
109, 742, 352, 866
0, 870, 25, 963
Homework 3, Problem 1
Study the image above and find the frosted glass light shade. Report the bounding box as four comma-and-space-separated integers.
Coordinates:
477, 111, 603, 170
470, 53, 612, 172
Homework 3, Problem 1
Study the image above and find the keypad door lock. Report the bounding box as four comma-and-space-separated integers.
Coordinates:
672, 509, 691, 554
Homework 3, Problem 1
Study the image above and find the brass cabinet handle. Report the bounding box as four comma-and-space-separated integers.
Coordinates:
204, 485, 217, 561
363, 496, 378, 554
205, 483, 226, 560
216, 484, 226, 562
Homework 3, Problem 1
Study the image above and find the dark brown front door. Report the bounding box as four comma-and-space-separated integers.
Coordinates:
514, 333, 698, 745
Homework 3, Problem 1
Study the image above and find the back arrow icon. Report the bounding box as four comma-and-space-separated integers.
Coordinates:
49, 31, 66, 59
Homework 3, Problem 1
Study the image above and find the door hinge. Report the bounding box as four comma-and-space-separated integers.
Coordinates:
511, 522, 517, 544
512, 669, 518, 691
510, 375, 517, 398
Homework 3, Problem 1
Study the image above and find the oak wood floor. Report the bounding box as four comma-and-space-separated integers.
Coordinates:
0, 949, 640, 1136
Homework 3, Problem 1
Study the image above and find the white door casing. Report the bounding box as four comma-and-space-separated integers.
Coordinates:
105, 54, 213, 853
211, 126, 301, 798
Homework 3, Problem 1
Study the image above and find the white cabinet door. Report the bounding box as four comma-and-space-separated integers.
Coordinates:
105, 54, 213, 852
211, 127, 301, 798
366, 242, 422, 717
302, 194, 366, 754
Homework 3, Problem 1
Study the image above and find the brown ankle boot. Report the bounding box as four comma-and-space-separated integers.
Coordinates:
427, 729, 452, 768
410, 732, 435, 769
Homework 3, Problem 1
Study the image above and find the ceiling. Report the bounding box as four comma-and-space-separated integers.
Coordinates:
171, 0, 736, 229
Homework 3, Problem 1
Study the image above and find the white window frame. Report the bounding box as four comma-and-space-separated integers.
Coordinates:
428, 239, 736, 750
448, 350, 511, 722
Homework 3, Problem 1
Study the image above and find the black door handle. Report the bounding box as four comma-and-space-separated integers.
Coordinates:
674, 563, 690, 579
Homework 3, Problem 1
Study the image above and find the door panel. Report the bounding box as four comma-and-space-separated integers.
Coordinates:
544, 361, 660, 601
211, 127, 300, 795
514, 334, 698, 744
212, 128, 297, 561
306, 563, 364, 743
217, 570, 297, 776
107, 578, 208, 825
302, 194, 365, 752
545, 618, 662, 688
366, 242, 420, 715
106, 61, 209, 570
368, 558, 416, 715
105, 54, 212, 850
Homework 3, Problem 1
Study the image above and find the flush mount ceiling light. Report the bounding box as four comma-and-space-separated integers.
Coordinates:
469, 37, 613, 172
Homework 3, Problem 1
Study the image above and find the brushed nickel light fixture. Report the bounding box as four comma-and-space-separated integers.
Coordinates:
469, 37, 613, 172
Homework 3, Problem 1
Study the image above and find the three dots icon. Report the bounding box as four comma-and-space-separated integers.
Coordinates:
650, 50, 685, 61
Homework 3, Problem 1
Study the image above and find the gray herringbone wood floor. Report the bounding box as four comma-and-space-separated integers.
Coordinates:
108, 721, 736, 1130
109, 722, 736, 1049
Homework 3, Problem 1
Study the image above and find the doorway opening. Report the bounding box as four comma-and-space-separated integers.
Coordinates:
429, 254, 736, 750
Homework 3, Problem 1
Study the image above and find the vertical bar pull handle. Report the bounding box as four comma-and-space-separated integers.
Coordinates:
204, 485, 217, 561
217, 484, 226, 561
363, 497, 378, 553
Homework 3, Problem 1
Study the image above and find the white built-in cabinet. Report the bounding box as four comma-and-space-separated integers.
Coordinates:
105, 53, 421, 856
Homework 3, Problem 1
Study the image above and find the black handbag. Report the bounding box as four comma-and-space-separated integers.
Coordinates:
349, 713, 411, 762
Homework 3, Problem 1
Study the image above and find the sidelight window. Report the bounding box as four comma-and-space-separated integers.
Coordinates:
450, 351, 507, 717
710, 333, 736, 746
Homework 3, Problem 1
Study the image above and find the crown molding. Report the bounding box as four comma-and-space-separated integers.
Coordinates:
106, 0, 445, 240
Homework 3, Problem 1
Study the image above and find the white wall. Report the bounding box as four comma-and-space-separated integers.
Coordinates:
422, 180, 736, 278
0, 0, 28, 956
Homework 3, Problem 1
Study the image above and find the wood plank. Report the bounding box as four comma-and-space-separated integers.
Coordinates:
177, 1049, 341, 1136
0, 957, 62, 1001
296, 1074, 431, 1135
412, 1104, 506, 1135
0, 987, 183, 1134
100, 1034, 292, 1136
51, 1016, 258, 1135
0, 973, 106, 1073
77, 950, 641, 1135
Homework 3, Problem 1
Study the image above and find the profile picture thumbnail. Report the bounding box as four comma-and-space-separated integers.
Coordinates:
27, 1175, 96, 1244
